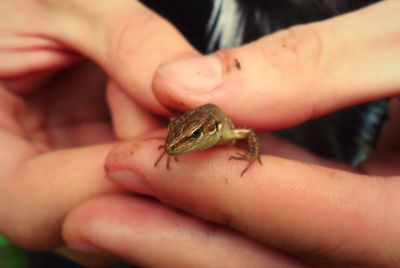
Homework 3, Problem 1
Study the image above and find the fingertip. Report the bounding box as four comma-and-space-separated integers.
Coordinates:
106, 81, 163, 140
104, 130, 169, 196
152, 51, 240, 111
63, 196, 134, 253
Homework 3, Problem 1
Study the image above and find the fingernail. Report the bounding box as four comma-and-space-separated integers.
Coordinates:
157, 55, 224, 93
108, 170, 154, 196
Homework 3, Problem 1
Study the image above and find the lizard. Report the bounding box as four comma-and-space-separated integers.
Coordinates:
154, 103, 262, 176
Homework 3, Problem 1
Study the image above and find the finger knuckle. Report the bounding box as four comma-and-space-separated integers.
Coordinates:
106, 10, 168, 63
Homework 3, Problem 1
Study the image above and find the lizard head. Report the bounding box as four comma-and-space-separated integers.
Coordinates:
164, 106, 223, 156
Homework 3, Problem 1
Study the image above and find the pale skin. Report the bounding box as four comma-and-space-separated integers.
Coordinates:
2, 0, 400, 267
155, 103, 262, 176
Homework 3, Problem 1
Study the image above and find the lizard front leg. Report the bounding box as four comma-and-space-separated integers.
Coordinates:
154, 145, 178, 170
227, 128, 262, 176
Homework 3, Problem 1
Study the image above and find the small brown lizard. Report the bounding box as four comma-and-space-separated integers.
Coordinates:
155, 103, 262, 176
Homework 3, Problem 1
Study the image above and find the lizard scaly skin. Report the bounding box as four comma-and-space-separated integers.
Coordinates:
155, 103, 262, 176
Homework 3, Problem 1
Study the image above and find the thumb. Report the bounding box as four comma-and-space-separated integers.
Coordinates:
153, 0, 400, 129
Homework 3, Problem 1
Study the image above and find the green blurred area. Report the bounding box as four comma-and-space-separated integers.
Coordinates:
0, 235, 27, 268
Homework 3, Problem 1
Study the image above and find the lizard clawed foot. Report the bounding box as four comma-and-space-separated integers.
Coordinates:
154, 148, 166, 168
229, 152, 262, 176
154, 145, 178, 170
228, 152, 249, 161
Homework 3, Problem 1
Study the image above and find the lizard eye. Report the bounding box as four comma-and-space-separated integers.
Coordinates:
215, 121, 221, 131
190, 128, 202, 139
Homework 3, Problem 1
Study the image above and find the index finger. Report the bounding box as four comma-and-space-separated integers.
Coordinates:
105, 133, 400, 266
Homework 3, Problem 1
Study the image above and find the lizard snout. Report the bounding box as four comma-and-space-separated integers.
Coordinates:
165, 143, 178, 155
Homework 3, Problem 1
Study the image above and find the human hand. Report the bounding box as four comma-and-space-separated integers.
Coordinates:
64, 1, 400, 266
0, 0, 198, 266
